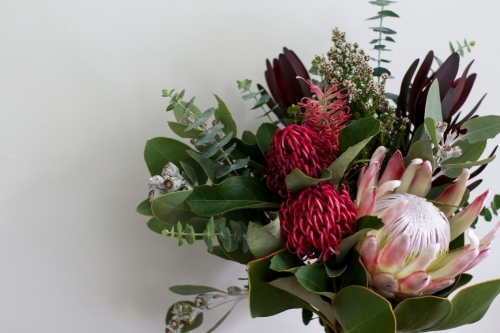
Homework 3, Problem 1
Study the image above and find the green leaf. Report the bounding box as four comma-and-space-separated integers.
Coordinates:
378, 10, 399, 17
179, 160, 197, 185
185, 107, 214, 131
237, 79, 252, 91
167, 121, 203, 139
442, 156, 496, 178
143, 138, 207, 185
270, 250, 304, 273
357, 215, 384, 231
247, 220, 284, 258
333, 286, 396, 333
340, 250, 368, 288
247, 253, 304, 318
286, 168, 332, 193
146, 216, 207, 236
256, 123, 279, 154
195, 123, 225, 145
483, 207, 493, 221
186, 150, 222, 184
410, 124, 428, 149
295, 264, 331, 293
136, 199, 153, 216
442, 140, 487, 166
336, 228, 374, 266
302, 308, 314, 326
268, 276, 336, 329
460, 115, 500, 143
329, 134, 378, 185
151, 190, 197, 224
408, 139, 435, 169
216, 241, 255, 264
425, 117, 440, 148
371, 27, 397, 34
251, 94, 271, 110
166, 301, 203, 332
425, 79, 443, 123
394, 296, 452, 332
325, 265, 346, 278
430, 279, 500, 330
339, 118, 381, 154
229, 137, 266, 166
449, 41, 455, 53
186, 176, 280, 216
214, 95, 237, 137
494, 195, 500, 210
169, 285, 222, 295
242, 130, 257, 145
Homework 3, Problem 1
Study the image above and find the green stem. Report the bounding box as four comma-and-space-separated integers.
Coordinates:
377, 5, 384, 83
246, 87, 274, 123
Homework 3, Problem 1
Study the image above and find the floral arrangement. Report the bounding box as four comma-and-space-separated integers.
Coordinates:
137, 2, 500, 332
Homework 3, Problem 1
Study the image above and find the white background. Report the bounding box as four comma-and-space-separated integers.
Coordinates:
1, 0, 500, 332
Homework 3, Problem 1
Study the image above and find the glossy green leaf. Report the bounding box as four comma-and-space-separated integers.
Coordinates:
151, 190, 196, 224
430, 279, 500, 330
336, 228, 374, 266
356, 215, 384, 231
339, 118, 381, 154
246, 220, 284, 258
229, 138, 265, 166
216, 241, 255, 264
329, 134, 378, 185
270, 250, 304, 273
340, 251, 368, 288
186, 176, 279, 216
373, 67, 391, 77
268, 276, 336, 329
286, 168, 332, 193
295, 264, 331, 293
166, 301, 203, 332
394, 296, 451, 332
325, 265, 346, 278
136, 199, 153, 216
410, 124, 428, 149
179, 160, 197, 185
167, 121, 203, 139
333, 286, 396, 333
442, 156, 495, 178
425, 80, 443, 123
143, 138, 207, 185
256, 123, 279, 154
460, 115, 500, 144
169, 285, 222, 295
247, 253, 304, 318
242, 130, 257, 145
408, 139, 435, 169
214, 95, 237, 137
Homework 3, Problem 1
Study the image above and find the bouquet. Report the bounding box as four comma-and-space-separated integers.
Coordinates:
137, 2, 500, 332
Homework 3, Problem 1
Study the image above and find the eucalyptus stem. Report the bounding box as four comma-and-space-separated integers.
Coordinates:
247, 87, 274, 123
377, 5, 384, 83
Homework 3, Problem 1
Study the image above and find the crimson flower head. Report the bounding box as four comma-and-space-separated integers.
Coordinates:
280, 182, 357, 262
265, 124, 335, 197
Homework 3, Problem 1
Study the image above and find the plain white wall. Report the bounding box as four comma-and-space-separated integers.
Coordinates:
1, 0, 500, 332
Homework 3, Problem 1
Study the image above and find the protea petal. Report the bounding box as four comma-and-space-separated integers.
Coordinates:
359, 235, 379, 273
373, 272, 399, 294
357, 187, 376, 219
435, 168, 470, 218
378, 234, 412, 275
370, 146, 387, 166
463, 248, 490, 272
356, 162, 380, 203
449, 190, 489, 241
379, 151, 405, 186
396, 158, 423, 194
429, 248, 479, 280
398, 271, 431, 294
396, 243, 440, 279
376, 180, 401, 199
479, 221, 500, 250
407, 161, 432, 197
378, 199, 409, 229
420, 278, 456, 294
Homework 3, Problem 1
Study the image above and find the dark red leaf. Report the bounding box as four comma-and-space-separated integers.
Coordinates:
409, 51, 434, 124
433, 53, 460, 100
449, 60, 475, 117
265, 59, 286, 110
397, 58, 419, 119
450, 73, 477, 116
470, 145, 498, 180
467, 179, 483, 192
442, 88, 456, 121
283, 48, 311, 100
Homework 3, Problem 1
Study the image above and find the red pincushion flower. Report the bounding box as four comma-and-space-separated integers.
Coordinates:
265, 124, 335, 197
279, 182, 357, 262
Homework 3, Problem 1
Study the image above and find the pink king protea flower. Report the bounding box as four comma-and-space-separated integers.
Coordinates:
280, 182, 357, 262
265, 124, 335, 197
356, 146, 500, 299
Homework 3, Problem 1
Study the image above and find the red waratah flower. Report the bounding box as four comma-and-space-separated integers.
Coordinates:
265, 124, 335, 197
279, 182, 357, 262
298, 78, 351, 153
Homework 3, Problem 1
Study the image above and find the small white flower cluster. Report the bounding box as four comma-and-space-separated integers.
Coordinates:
434, 122, 463, 165
165, 301, 203, 333
148, 162, 193, 202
